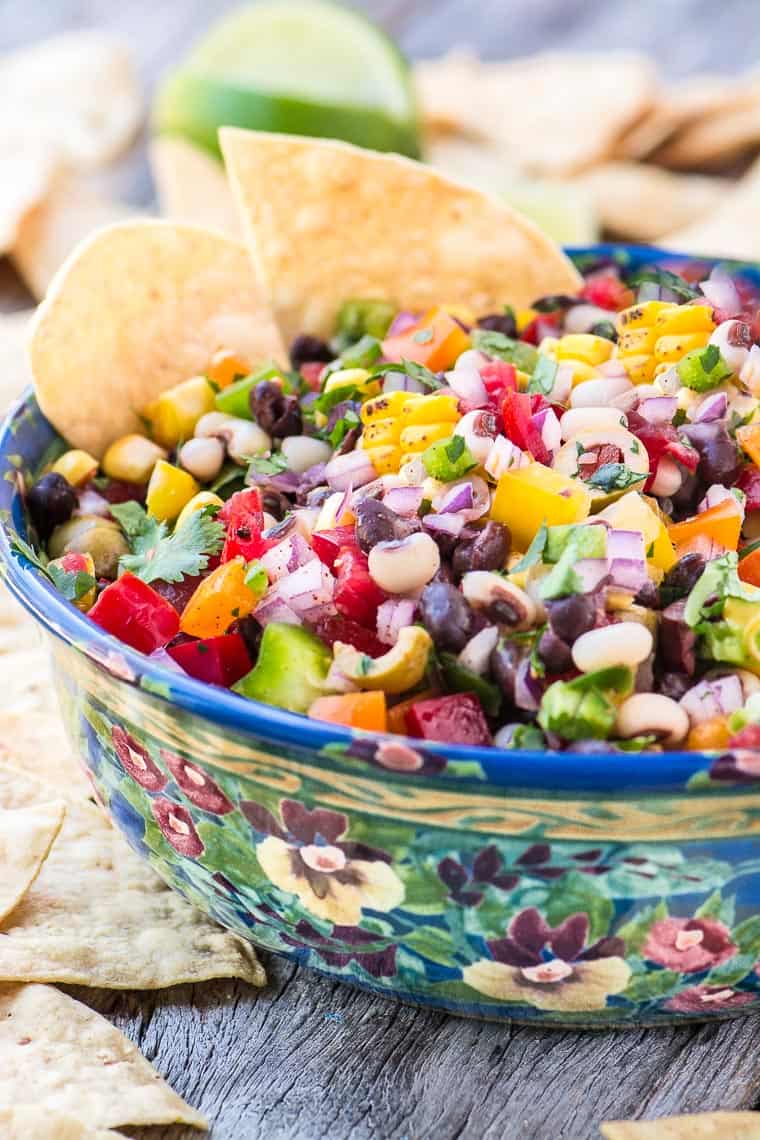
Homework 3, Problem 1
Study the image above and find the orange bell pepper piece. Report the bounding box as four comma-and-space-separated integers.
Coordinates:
737, 424, 760, 467
382, 307, 470, 372
739, 544, 760, 587
180, 557, 257, 638
668, 499, 742, 554
308, 691, 387, 732
686, 716, 732, 751
387, 689, 435, 735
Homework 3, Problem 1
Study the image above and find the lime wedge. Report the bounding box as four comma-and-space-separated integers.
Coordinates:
153, 1, 420, 158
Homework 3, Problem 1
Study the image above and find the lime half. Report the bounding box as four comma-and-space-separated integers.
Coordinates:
153, 1, 420, 158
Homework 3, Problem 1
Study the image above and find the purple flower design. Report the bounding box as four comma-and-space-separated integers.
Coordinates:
710, 750, 760, 784
346, 737, 446, 775
664, 985, 756, 1014
438, 845, 519, 907
281, 918, 397, 978
241, 798, 404, 926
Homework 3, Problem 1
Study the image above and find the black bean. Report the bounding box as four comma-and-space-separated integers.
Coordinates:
537, 628, 573, 674
250, 381, 302, 438
27, 472, 77, 540
660, 600, 697, 675
634, 578, 660, 608
419, 581, 475, 652
452, 521, 511, 580
236, 615, 264, 660
355, 499, 420, 553
261, 489, 293, 521
681, 422, 742, 486
289, 333, 334, 369
490, 638, 527, 705
660, 553, 706, 606
477, 312, 517, 337
546, 593, 597, 642
659, 672, 692, 701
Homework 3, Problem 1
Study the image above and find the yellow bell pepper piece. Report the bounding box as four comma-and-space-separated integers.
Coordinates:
516, 308, 536, 333
142, 376, 216, 449
175, 491, 224, 531
490, 463, 591, 549
102, 434, 167, 484
180, 557, 257, 638
146, 460, 199, 523
556, 334, 614, 366
51, 449, 98, 487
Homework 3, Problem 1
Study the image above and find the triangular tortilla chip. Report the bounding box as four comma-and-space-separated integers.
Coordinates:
0, 982, 206, 1130
0, 800, 65, 921
29, 219, 286, 455
0, 1106, 125, 1139
601, 1111, 760, 1138
663, 153, 760, 259
151, 136, 240, 240
221, 128, 581, 344
0, 763, 265, 989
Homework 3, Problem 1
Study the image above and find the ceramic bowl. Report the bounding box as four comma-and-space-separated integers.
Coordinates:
4, 245, 760, 1028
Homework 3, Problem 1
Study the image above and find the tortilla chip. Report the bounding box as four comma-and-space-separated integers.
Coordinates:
0, 136, 58, 256
151, 136, 241, 240
0, 1107, 124, 1139
0, 31, 142, 168
29, 219, 286, 455
572, 162, 725, 242
655, 84, 760, 169
221, 128, 581, 344
12, 172, 138, 302
415, 50, 657, 175
663, 153, 760, 259
0, 801, 65, 921
601, 1111, 760, 1138
0, 309, 33, 408
0, 982, 206, 1130
0, 762, 266, 989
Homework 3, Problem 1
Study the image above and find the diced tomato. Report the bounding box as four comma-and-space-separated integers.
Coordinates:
738, 465, 760, 512
406, 692, 491, 746
89, 572, 179, 654
501, 389, 550, 464
333, 547, 386, 628
311, 526, 360, 570
729, 724, 760, 750
739, 545, 760, 587
480, 360, 517, 410
579, 272, 634, 312
219, 488, 271, 562
167, 632, 252, 687
630, 419, 699, 487
382, 307, 470, 372
519, 313, 562, 345
310, 614, 390, 656
300, 362, 325, 391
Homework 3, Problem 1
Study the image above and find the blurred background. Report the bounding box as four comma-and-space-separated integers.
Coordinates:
2, 0, 760, 313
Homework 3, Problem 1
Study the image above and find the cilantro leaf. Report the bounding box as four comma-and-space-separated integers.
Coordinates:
511, 522, 548, 572
586, 463, 645, 493
314, 383, 363, 415
328, 407, 360, 449
471, 330, 538, 373
369, 358, 443, 391
445, 435, 465, 463
110, 501, 224, 584
628, 267, 700, 302
247, 452, 289, 477
413, 328, 434, 344
527, 355, 558, 396
47, 563, 97, 602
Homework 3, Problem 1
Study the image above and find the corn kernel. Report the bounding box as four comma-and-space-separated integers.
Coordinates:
556, 334, 613, 366
361, 418, 400, 448
146, 460, 199, 523
618, 327, 659, 356
102, 434, 167, 483
399, 422, 454, 451
143, 376, 217, 448
620, 354, 658, 385
617, 301, 676, 331
360, 391, 408, 424
323, 368, 378, 397
654, 332, 711, 364
401, 394, 459, 425
364, 445, 403, 475
567, 361, 598, 386
206, 349, 251, 389
654, 305, 715, 335
516, 308, 536, 333
51, 449, 98, 487
175, 491, 224, 531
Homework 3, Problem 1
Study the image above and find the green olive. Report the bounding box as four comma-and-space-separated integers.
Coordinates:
48, 515, 129, 580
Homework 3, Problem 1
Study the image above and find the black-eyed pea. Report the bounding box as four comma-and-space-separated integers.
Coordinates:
461, 571, 536, 630
178, 437, 225, 482
571, 621, 653, 673
615, 693, 690, 747
368, 532, 440, 594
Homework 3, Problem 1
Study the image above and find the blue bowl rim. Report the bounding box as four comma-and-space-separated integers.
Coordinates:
0, 242, 748, 793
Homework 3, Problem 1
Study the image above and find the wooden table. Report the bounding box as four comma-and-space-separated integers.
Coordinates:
4, 2, 760, 1136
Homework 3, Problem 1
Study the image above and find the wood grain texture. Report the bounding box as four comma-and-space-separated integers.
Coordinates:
3, 2, 760, 1137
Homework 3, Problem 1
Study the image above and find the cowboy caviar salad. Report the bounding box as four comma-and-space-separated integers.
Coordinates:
21, 259, 760, 754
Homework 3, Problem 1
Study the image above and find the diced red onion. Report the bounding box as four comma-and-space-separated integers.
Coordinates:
433, 476, 490, 521
485, 434, 528, 479
386, 311, 419, 337
537, 407, 562, 453
272, 559, 335, 614
680, 674, 744, 725
422, 512, 466, 537
607, 529, 646, 563
75, 489, 111, 517
699, 484, 743, 519
700, 266, 741, 318
325, 448, 377, 491
261, 534, 316, 581
376, 597, 416, 644
383, 485, 425, 517
691, 391, 728, 423
574, 558, 610, 593
445, 361, 488, 408
638, 396, 678, 425
565, 303, 614, 334
383, 371, 426, 394
437, 482, 474, 513
514, 658, 542, 711
458, 626, 499, 675
608, 559, 649, 593
254, 595, 301, 626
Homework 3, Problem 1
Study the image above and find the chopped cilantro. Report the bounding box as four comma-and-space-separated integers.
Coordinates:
110, 501, 224, 585
628, 267, 700, 302
248, 452, 289, 477
677, 344, 733, 392
471, 329, 538, 373
445, 435, 465, 463
328, 407, 360, 449
209, 462, 246, 497
357, 653, 373, 676
527, 355, 558, 396
369, 358, 443, 391
511, 522, 548, 572
586, 463, 644, 493
314, 383, 363, 415
413, 328, 434, 344
8, 531, 95, 602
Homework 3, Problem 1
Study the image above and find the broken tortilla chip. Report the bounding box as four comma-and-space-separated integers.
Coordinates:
0, 1107, 124, 1139
29, 219, 286, 455
0, 136, 59, 257
0, 982, 206, 1130
662, 153, 760, 259
220, 128, 581, 344
655, 84, 760, 169
414, 50, 656, 176
601, 1111, 760, 1139
151, 136, 241, 240
572, 161, 725, 243
0, 800, 65, 922
0, 762, 266, 989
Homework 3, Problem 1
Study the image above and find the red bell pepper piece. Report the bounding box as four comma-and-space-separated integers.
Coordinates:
579, 272, 633, 312
333, 547, 386, 629
480, 359, 517, 408
300, 362, 325, 391
738, 465, 760, 512
89, 572, 179, 654
519, 312, 562, 345
219, 488, 271, 562
501, 390, 550, 464
167, 632, 252, 687
729, 724, 760, 750
311, 526, 360, 570
310, 614, 390, 657
406, 692, 491, 746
